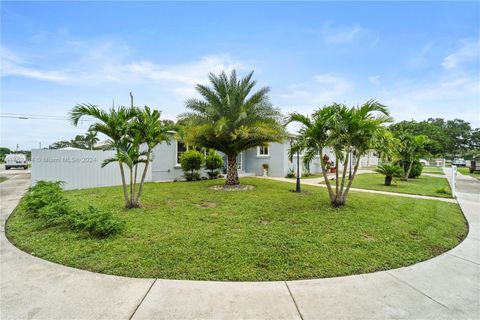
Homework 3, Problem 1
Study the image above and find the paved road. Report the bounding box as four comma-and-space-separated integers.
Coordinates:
1, 170, 478, 319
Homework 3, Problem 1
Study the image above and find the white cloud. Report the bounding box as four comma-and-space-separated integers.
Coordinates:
368, 75, 381, 86
275, 74, 352, 112
322, 23, 366, 44
379, 74, 480, 128
441, 39, 479, 69
1, 44, 248, 90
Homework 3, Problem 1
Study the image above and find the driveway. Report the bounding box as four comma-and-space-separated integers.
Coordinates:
1, 169, 479, 319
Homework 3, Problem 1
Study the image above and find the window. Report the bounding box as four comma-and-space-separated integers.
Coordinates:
257, 145, 270, 157
176, 141, 187, 165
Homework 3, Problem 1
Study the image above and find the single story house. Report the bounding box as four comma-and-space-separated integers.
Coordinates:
31, 139, 380, 190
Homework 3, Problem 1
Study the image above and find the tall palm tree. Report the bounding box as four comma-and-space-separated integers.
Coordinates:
397, 134, 429, 180
288, 100, 392, 207
70, 104, 138, 208
180, 70, 285, 185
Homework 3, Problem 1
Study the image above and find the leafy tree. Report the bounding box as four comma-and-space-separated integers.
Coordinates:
180, 150, 204, 181
396, 134, 429, 180
204, 150, 224, 179
375, 164, 402, 186
70, 102, 139, 208
289, 100, 392, 207
132, 105, 172, 204
71, 95, 172, 208
85, 130, 99, 150
180, 70, 285, 186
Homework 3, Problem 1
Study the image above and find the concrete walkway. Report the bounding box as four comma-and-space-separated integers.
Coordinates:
1, 169, 478, 319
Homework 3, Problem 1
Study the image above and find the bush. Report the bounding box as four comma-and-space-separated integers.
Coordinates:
23, 180, 123, 238
23, 181, 65, 214
375, 164, 402, 186
205, 150, 224, 179
286, 168, 296, 178
180, 150, 204, 181
409, 161, 423, 178
37, 199, 73, 227
69, 206, 125, 238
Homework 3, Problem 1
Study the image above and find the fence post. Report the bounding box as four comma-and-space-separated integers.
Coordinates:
452, 165, 457, 198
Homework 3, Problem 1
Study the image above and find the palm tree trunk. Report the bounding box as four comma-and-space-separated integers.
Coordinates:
320, 149, 335, 202
132, 163, 138, 206
129, 167, 134, 208
136, 151, 151, 206
342, 157, 361, 204
404, 160, 414, 181
333, 152, 349, 206
335, 157, 339, 195
118, 163, 129, 208
226, 154, 239, 185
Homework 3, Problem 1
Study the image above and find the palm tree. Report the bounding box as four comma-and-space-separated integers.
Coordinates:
85, 130, 99, 150
375, 164, 402, 185
70, 103, 138, 208
133, 106, 173, 205
101, 137, 148, 208
397, 134, 429, 180
180, 70, 285, 185
288, 100, 392, 207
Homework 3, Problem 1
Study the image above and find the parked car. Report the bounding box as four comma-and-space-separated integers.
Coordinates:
452, 158, 466, 166
470, 156, 480, 173
5, 154, 28, 170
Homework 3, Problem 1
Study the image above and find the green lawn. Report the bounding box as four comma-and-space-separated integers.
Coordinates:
422, 166, 444, 174
0, 177, 7, 183
7, 178, 466, 281
457, 167, 480, 180
339, 173, 453, 198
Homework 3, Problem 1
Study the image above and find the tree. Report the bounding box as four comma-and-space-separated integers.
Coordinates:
180, 150, 204, 181
180, 70, 285, 186
288, 100, 392, 207
396, 134, 429, 180
132, 105, 172, 204
375, 164, 402, 186
85, 130, 99, 150
70, 103, 138, 208
205, 150, 224, 179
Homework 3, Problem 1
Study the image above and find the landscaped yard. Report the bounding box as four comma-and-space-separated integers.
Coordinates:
7, 178, 466, 281
422, 166, 444, 174
334, 173, 453, 198
457, 166, 480, 180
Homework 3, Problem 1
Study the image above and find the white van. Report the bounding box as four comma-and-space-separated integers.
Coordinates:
5, 154, 28, 170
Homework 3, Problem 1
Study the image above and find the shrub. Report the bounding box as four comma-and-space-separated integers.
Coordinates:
69, 206, 125, 238
204, 150, 224, 179
23, 181, 65, 215
286, 168, 296, 178
37, 199, 73, 227
375, 164, 402, 186
180, 150, 204, 181
409, 161, 423, 178
436, 186, 451, 195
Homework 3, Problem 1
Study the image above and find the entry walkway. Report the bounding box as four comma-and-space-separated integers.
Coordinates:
1, 169, 478, 319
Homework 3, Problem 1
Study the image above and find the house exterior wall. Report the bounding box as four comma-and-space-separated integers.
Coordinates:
31, 149, 151, 190
243, 142, 288, 177
150, 141, 184, 181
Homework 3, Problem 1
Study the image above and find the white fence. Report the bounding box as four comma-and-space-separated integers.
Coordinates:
31, 149, 152, 190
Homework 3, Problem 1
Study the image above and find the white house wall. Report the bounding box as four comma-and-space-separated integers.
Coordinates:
31, 149, 151, 190
150, 141, 184, 181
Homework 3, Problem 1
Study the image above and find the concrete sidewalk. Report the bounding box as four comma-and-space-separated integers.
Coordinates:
1, 169, 478, 319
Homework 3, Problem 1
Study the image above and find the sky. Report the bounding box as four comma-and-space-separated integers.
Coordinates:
1, 1, 479, 150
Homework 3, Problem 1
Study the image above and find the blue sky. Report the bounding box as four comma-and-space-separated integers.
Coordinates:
1, 1, 479, 150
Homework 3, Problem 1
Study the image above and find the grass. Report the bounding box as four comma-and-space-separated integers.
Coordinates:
333, 173, 453, 198
457, 166, 480, 180
422, 166, 444, 174
288, 173, 324, 179
0, 177, 7, 183
6, 178, 466, 281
